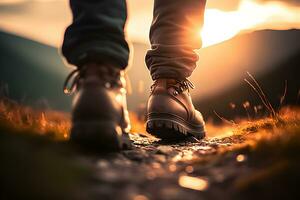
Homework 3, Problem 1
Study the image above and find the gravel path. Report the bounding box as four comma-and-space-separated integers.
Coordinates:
78, 133, 250, 200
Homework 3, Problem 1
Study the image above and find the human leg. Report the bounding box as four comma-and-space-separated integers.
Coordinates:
62, 0, 131, 151
146, 0, 207, 140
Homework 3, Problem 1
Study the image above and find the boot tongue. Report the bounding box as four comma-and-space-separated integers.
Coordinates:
166, 79, 178, 85
155, 78, 195, 94
84, 63, 121, 78
155, 78, 186, 89
155, 78, 178, 88
63, 64, 123, 94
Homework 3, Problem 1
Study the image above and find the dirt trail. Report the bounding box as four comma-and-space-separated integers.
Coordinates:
77, 132, 251, 200
1, 99, 299, 200
74, 109, 300, 200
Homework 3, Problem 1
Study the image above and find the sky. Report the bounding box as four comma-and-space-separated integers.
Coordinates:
0, 0, 300, 47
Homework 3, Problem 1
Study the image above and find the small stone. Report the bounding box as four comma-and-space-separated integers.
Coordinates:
178, 175, 209, 191
236, 154, 247, 162
153, 154, 167, 163
185, 165, 194, 173
123, 150, 148, 162
160, 186, 181, 199
133, 194, 149, 200
105, 82, 111, 88
157, 145, 174, 154
97, 159, 109, 168
168, 164, 177, 172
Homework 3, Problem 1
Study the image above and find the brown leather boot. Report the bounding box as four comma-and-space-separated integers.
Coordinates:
64, 63, 131, 151
146, 79, 205, 140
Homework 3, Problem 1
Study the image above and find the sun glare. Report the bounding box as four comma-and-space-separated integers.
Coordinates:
201, 0, 300, 47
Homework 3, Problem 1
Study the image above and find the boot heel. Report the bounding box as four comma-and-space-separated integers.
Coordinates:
146, 113, 206, 140
71, 120, 122, 152
146, 119, 188, 140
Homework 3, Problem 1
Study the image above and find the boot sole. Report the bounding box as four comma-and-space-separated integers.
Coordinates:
70, 120, 123, 152
146, 113, 206, 140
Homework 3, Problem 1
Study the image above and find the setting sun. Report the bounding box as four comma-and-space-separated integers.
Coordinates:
201, 0, 300, 47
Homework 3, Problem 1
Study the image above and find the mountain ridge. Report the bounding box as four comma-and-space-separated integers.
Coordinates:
0, 29, 299, 118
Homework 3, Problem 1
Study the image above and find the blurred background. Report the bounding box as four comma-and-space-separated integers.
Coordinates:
0, 0, 299, 121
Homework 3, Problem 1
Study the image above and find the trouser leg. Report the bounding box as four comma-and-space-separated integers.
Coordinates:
146, 0, 206, 80
62, 0, 129, 69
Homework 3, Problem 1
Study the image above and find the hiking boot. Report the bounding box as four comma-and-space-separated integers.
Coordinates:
146, 78, 205, 140
64, 63, 131, 151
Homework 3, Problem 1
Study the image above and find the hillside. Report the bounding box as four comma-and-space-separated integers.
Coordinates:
195, 49, 300, 121
0, 29, 299, 119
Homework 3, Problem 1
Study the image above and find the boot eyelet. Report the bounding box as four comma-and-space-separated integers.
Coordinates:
105, 82, 111, 88
173, 91, 179, 96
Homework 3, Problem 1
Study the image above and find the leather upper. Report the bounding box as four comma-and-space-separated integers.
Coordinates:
70, 64, 131, 133
147, 79, 204, 126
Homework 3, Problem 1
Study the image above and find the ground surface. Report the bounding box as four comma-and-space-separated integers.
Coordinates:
0, 99, 299, 200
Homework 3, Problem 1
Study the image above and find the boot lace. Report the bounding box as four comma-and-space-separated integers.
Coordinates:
63, 68, 82, 95
150, 78, 195, 95
170, 79, 195, 95
63, 66, 126, 95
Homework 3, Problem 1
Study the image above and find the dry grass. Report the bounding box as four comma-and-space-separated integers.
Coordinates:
230, 108, 300, 199
1, 96, 299, 142
186, 107, 300, 199
0, 98, 71, 141
206, 107, 300, 157
0, 98, 89, 200
0, 97, 147, 140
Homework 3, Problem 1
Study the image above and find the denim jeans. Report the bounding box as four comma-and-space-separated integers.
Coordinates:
62, 0, 206, 80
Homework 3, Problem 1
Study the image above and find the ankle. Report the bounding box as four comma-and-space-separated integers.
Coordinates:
81, 62, 121, 77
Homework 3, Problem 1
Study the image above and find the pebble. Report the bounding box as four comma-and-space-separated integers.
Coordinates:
157, 145, 174, 154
